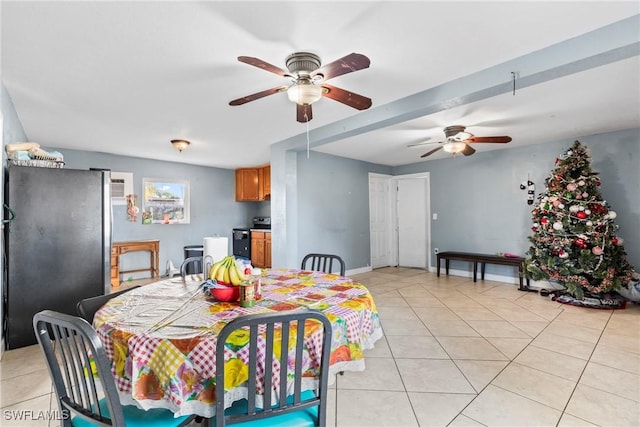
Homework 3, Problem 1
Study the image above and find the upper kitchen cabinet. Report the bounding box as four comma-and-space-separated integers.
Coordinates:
260, 165, 270, 200
235, 165, 270, 202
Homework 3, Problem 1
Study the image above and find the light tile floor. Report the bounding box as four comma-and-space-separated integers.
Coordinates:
1, 268, 638, 426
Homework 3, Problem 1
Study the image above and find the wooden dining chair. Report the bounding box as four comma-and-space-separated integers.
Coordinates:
301, 253, 346, 276
76, 286, 140, 323
208, 310, 333, 427
33, 310, 195, 427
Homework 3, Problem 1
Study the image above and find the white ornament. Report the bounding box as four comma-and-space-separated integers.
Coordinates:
559, 252, 569, 259
578, 206, 585, 211
558, 204, 565, 209
553, 222, 563, 230
578, 180, 585, 186
569, 205, 580, 213
586, 221, 593, 227
585, 209, 591, 215
608, 211, 617, 219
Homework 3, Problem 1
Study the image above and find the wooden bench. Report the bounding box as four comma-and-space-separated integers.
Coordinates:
436, 251, 532, 291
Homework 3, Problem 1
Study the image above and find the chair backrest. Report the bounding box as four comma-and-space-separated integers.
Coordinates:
181, 256, 203, 278
215, 310, 332, 427
76, 286, 140, 323
33, 310, 127, 427
301, 253, 346, 276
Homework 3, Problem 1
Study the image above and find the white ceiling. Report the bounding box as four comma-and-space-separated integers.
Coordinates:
2, 1, 639, 169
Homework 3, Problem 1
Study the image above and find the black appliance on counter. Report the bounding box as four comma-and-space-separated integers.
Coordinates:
232, 228, 250, 259
4, 166, 111, 349
232, 217, 271, 259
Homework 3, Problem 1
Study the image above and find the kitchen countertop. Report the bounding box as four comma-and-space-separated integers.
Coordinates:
250, 228, 271, 232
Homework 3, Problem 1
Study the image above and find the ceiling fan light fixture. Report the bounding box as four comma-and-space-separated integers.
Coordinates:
443, 141, 467, 154
452, 131, 472, 141
287, 80, 323, 105
171, 139, 190, 152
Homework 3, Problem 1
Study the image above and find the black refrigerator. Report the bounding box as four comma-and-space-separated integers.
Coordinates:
3, 166, 111, 349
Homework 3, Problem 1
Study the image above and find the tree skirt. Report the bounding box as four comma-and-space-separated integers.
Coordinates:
550, 291, 627, 309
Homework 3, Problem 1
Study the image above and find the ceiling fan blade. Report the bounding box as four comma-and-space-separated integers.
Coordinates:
321, 84, 372, 110
420, 146, 443, 158
461, 144, 476, 156
315, 52, 371, 81
229, 86, 288, 106
467, 136, 512, 143
406, 138, 434, 148
237, 56, 289, 77
297, 104, 313, 123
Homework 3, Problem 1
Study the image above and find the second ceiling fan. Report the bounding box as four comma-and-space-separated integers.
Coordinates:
420, 125, 512, 158
229, 52, 372, 123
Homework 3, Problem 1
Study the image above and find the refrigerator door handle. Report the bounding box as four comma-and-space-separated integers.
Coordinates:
2, 203, 16, 224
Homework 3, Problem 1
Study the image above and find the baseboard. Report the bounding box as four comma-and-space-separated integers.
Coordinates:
428, 267, 522, 285
347, 266, 373, 276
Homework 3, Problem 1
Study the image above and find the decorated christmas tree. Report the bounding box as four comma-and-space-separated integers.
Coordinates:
526, 141, 634, 299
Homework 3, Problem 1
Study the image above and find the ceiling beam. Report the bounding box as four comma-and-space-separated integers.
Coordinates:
273, 14, 640, 154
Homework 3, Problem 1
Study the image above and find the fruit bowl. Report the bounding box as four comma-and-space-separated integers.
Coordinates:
209, 284, 239, 302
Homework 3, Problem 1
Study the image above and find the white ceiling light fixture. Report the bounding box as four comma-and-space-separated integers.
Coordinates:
442, 141, 467, 154
171, 139, 190, 152
287, 79, 323, 105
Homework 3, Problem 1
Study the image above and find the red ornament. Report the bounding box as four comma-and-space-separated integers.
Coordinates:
576, 211, 587, 219
612, 237, 618, 245
596, 181, 601, 186
555, 176, 562, 182
541, 218, 548, 224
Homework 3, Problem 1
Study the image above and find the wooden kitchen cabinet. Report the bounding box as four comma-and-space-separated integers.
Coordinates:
260, 165, 271, 200
235, 164, 270, 202
235, 168, 260, 201
251, 231, 272, 268
265, 232, 272, 268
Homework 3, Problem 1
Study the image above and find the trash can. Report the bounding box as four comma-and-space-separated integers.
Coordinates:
183, 245, 204, 274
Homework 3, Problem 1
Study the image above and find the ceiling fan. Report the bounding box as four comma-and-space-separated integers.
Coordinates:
229, 52, 372, 123
420, 125, 512, 158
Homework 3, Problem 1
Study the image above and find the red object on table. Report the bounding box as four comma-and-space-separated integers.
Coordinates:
209, 284, 239, 302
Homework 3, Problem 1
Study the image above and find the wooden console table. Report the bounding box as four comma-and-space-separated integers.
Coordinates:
111, 240, 160, 287
436, 251, 531, 291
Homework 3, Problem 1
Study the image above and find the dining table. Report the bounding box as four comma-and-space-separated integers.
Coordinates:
93, 268, 383, 418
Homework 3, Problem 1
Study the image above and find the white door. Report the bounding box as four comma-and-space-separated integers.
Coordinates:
369, 174, 393, 268
396, 176, 429, 269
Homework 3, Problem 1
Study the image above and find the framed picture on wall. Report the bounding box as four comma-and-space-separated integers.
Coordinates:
142, 178, 190, 224
110, 172, 133, 206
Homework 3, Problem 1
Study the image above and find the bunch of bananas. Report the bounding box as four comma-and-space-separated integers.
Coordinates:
209, 256, 245, 285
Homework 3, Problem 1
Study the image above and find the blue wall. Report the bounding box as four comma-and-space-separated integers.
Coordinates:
393, 129, 640, 277
271, 128, 638, 282
3, 77, 638, 285
296, 152, 391, 270
57, 149, 266, 277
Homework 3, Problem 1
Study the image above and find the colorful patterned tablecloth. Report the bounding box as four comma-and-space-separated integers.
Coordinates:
94, 269, 382, 418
